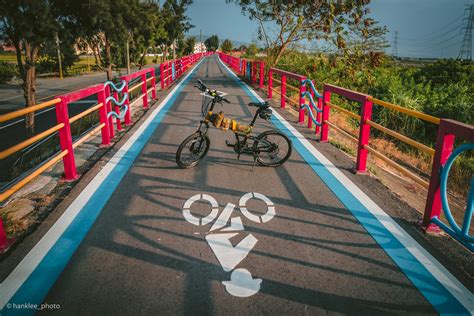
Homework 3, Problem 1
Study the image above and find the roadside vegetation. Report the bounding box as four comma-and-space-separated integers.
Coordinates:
0, 0, 194, 134
230, 1, 473, 200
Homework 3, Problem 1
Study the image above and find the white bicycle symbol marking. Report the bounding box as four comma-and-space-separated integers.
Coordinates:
182, 192, 276, 297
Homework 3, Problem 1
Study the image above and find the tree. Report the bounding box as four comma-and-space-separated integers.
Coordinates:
41, 27, 80, 73
246, 43, 258, 56
204, 35, 219, 52
129, 1, 166, 66
228, 0, 371, 66
0, 0, 58, 134
221, 39, 233, 53
162, 0, 193, 60
336, 17, 389, 83
57, 0, 140, 80
184, 36, 196, 55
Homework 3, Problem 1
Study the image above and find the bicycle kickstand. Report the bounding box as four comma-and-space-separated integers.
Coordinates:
252, 153, 257, 172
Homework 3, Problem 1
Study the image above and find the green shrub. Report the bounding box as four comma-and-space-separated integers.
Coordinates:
0, 61, 18, 83
36, 56, 57, 74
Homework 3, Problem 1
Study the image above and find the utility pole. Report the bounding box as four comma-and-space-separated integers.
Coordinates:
56, 33, 63, 79
200, 29, 202, 53
391, 31, 399, 58
458, 5, 473, 61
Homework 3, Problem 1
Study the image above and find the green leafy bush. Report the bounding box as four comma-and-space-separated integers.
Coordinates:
272, 51, 473, 198
0, 61, 18, 83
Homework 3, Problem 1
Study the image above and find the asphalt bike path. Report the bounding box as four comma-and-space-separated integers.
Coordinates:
1, 56, 472, 315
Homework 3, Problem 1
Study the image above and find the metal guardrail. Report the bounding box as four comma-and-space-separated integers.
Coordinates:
218, 52, 473, 250
0, 52, 206, 252
423, 120, 474, 248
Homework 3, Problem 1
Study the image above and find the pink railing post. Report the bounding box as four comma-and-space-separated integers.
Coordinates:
151, 68, 157, 100
177, 59, 181, 78
160, 63, 165, 90
299, 77, 306, 123
268, 69, 273, 99
252, 62, 256, 84
97, 89, 111, 146
0, 218, 14, 253
114, 90, 122, 131
167, 62, 171, 87
316, 81, 322, 135
55, 96, 78, 180
422, 123, 455, 232
123, 81, 131, 125
355, 97, 373, 173
141, 73, 148, 108
259, 61, 264, 89
308, 83, 314, 129
281, 75, 287, 109
321, 88, 331, 143
105, 85, 115, 139
164, 63, 168, 88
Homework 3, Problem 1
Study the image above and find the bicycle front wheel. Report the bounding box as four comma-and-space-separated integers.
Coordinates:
176, 132, 210, 169
253, 130, 292, 167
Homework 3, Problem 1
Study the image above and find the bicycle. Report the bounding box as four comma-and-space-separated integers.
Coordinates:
175, 79, 292, 169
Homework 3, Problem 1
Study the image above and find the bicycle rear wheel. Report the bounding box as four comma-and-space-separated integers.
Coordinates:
176, 132, 210, 169
253, 130, 292, 167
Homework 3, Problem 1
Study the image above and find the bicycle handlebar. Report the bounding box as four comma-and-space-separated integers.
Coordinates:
195, 79, 231, 104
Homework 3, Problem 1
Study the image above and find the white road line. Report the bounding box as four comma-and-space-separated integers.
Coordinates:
0, 59, 204, 310
218, 57, 474, 311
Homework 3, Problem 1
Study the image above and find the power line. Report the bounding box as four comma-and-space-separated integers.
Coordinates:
405, 40, 463, 54
399, 22, 461, 43
400, 14, 465, 41
458, 5, 473, 61
403, 32, 463, 51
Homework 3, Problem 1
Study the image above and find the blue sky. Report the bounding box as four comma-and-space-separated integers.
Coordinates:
186, 0, 473, 59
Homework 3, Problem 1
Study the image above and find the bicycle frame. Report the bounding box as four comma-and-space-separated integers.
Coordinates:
176, 80, 292, 170
196, 108, 270, 164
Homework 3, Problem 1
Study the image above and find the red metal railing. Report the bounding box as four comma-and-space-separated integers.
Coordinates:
219, 53, 242, 73
268, 68, 307, 123
321, 84, 373, 172
160, 53, 204, 90
0, 52, 204, 252
218, 52, 473, 248
423, 120, 474, 234
120, 67, 156, 126
221, 54, 265, 90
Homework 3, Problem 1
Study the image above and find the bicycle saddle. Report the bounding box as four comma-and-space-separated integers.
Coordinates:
248, 101, 269, 109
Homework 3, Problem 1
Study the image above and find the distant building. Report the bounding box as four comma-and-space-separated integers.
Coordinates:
194, 42, 207, 54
